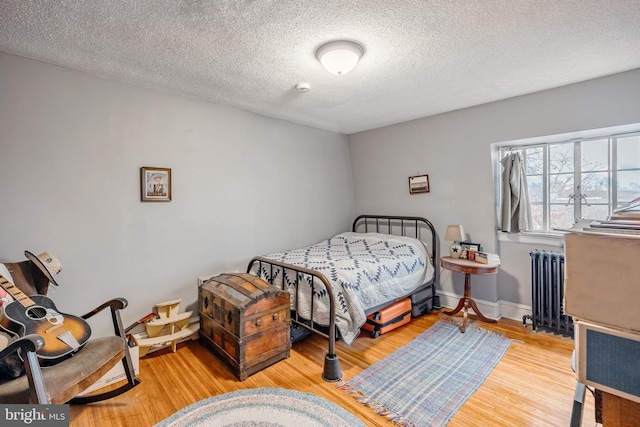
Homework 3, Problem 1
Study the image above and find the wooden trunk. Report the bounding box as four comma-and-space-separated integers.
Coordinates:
198, 273, 290, 380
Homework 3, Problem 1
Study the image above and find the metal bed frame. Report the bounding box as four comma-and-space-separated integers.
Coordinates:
246, 214, 438, 382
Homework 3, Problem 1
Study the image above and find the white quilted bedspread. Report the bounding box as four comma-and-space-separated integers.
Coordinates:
250, 232, 434, 345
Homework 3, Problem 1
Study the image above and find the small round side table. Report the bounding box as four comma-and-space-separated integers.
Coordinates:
440, 256, 499, 332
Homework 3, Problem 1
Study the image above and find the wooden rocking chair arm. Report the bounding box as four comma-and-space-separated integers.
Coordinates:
80, 298, 128, 320
0, 334, 44, 357
0, 334, 48, 403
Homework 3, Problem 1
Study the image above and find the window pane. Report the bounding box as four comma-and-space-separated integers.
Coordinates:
617, 170, 640, 204
525, 147, 543, 175
529, 204, 544, 230
582, 205, 610, 221
618, 136, 640, 170
549, 143, 573, 173
527, 175, 543, 203
550, 205, 574, 230
498, 131, 640, 235
582, 139, 608, 172
549, 173, 573, 203
581, 171, 609, 204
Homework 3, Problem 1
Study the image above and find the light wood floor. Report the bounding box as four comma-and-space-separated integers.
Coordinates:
70, 311, 598, 427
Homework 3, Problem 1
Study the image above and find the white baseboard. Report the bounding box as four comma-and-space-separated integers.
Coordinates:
499, 300, 532, 323
437, 290, 531, 323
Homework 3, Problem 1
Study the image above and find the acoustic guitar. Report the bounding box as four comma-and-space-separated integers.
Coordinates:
0, 274, 91, 361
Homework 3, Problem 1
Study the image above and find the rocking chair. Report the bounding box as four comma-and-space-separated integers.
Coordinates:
0, 260, 140, 404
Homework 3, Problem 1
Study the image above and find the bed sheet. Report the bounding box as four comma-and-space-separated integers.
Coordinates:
250, 232, 434, 345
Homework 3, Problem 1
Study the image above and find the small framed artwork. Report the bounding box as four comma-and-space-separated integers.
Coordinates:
409, 174, 430, 194
141, 167, 172, 202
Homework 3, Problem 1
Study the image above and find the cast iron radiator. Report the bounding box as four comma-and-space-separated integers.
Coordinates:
523, 250, 574, 335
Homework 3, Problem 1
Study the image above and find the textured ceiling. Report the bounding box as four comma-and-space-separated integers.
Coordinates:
1, 1, 639, 134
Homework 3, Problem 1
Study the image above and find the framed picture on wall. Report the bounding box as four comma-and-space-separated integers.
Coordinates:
141, 167, 172, 202
408, 174, 430, 194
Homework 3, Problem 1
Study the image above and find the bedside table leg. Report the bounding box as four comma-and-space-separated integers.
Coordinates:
445, 272, 497, 331
443, 297, 465, 317
461, 297, 469, 332
468, 298, 497, 324
444, 273, 474, 332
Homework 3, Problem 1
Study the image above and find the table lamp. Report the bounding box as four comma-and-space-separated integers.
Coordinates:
445, 225, 465, 258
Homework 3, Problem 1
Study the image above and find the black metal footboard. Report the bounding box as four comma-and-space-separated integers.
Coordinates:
246, 215, 439, 383
246, 256, 341, 382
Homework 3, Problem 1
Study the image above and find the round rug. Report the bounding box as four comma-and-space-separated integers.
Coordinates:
154, 387, 366, 427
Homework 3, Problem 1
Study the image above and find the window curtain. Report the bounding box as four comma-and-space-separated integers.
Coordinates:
500, 151, 532, 233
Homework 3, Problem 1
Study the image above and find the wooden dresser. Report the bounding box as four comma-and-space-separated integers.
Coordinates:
198, 273, 291, 380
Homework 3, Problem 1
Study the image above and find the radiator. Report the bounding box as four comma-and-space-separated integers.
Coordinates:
523, 250, 574, 335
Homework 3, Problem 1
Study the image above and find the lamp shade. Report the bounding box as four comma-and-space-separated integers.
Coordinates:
316, 40, 364, 75
445, 225, 465, 242
445, 225, 465, 258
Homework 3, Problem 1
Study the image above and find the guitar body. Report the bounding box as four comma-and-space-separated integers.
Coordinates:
0, 295, 91, 360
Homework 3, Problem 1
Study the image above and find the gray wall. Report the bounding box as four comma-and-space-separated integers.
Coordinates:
0, 52, 355, 336
349, 69, 640, 320
2, 50, 639, 333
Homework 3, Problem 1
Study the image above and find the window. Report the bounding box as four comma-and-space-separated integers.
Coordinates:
499, 132, 640, 233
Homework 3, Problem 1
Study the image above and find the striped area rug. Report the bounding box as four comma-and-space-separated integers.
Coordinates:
340, 319, 511, 427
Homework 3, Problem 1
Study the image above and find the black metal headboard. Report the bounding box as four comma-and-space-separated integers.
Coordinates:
351, 214, 439, 284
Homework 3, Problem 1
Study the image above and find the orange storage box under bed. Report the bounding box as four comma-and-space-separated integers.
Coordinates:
362, 298, 412, 338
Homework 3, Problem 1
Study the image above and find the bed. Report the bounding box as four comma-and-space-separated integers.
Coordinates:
246, 215, 439, 382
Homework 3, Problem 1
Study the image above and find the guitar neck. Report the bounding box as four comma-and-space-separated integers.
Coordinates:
0, 274, 36, 308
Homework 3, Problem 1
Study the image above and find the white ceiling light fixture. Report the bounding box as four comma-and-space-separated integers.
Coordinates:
315, 40, 364, 75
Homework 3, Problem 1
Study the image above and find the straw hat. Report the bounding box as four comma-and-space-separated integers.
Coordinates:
24, 251, 63, 286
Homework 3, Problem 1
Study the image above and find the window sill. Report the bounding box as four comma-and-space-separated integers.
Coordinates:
496, 231, 564, 248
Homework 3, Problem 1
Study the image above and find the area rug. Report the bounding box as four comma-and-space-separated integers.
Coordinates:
154, 387, 366, 427
340, 319, 511, 427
